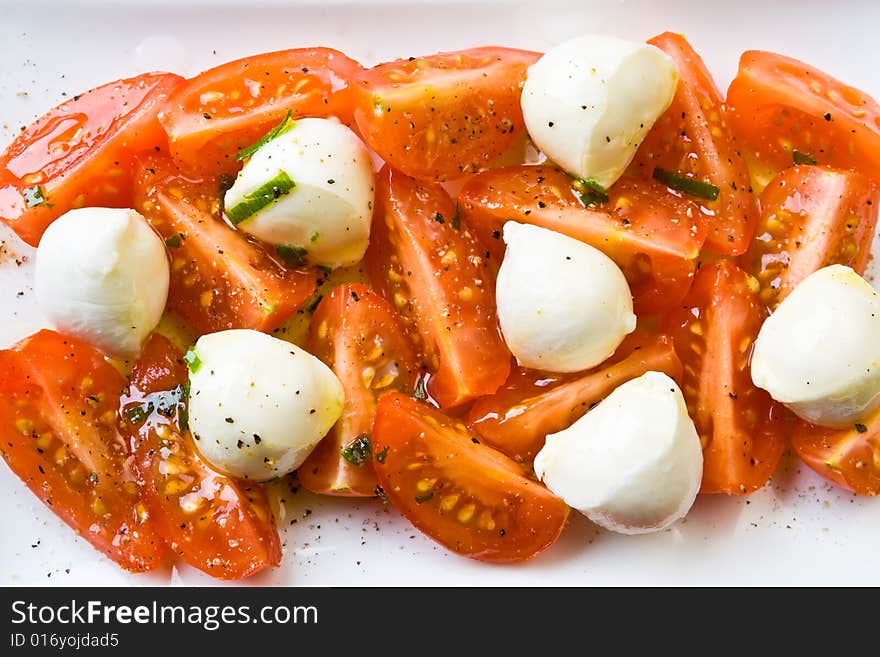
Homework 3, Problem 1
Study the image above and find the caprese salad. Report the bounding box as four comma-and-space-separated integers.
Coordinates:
2, 31, 879, 579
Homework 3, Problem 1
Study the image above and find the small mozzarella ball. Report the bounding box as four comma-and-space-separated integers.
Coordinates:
534, 372, 702, 534
751, 265, 880, 428
34, 207, 169, 358
225, 117, 374, 269
187, 329, 344, 481
496, 221, 636, 372
521, 34, 678, 188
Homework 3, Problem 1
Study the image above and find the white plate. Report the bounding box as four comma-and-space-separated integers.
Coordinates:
2, 0, 879, 586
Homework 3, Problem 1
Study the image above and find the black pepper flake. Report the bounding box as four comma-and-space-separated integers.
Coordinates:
236, 440, 245, 449
824, 112, 832, 121
203, 112, 212, 120
253, 434, 262, 444
855, 423, 868, 433
225, 417, 234, 424
351, 290, 360, 302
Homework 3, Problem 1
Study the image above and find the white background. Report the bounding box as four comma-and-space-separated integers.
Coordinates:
1, 0, 879, 586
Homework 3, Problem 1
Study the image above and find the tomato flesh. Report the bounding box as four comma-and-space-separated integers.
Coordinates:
134, 155, 317, 335
121, 333, 282, 579
666, 260, 787, 494
0, 330, 166, 571
741, 165, 879, 308
727, 50, 880, 180
458, 165, 708, 314
298, 284, 419, 497
469, 331, 682, 464
352, 47, 540, 181
372, 392, 569, 562
0, 72, 184, 246
160, 48, 363, 176
631, 33, 758, 255
366, 165, 511, 408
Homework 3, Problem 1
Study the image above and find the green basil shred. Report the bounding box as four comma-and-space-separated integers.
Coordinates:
574, 178, 609, 206
236, 111, 294, 161
375, 446, 389, 464
652, 167, 720, 201
226, 171, 295, 224
164, 234, 182, 248
276, 244, 308, 267
183, 348, 202, 374
793, 150, 818, 165
341, 434, 372, 466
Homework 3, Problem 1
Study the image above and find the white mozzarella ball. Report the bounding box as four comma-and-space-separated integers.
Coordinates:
521, 34, 678, 188
34, 207, 169, 358
224, 117, 374, 269
187, 329, 344, 481
496, 221, 636, 372
534, 371, 703, 534
751, 265, 880, 428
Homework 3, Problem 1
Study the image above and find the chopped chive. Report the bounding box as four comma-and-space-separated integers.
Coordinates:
276, 244, 308, 267
341, 434, 372, 466
23, 185, 47, 208
375, 446, 389, 464
414, 377, 428, 401
164, 234, 182, 248
183, 348, 201, 374
793, 150, 818, 165
652, 167, 719, 201
451, 202, 461, 230
573, 178, 609, 206
123, 402, 152, 426
236, 110, 294, 161
226, 171, 295, 224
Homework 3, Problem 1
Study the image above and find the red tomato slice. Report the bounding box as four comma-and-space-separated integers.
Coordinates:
121, 333, 281, 579
457, 165, 708, 314
0, 72, 184, 246
727, 50, 880, 179
469, 331, 682, 464
0, 330, 166, 571
298, 283, 420, 497
372, 392, 569, 562
791, 411, 880, 496
741, 165, 879, 308
352, 47, 540, 181
160, 48, 363, 175
365, 165, 511, 408
133, 155, 317, 335
631, 33, 758, 255
665, 260, 787, 494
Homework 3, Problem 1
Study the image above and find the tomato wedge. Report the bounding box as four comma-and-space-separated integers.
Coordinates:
665, 260, 787, 494
121, 333, 281, 579
631, 33, 757, 255
352, 47, 540, 181
365, 165, 510, 408
0, 72, 184, 246
298, 283, 419, 497
160, 48, 363, 175
791, 410, 880, 496
457, 165, 708, 314
741, 165, 879, 308
469, 332, 682, 464
727, 50, 880, 180
134, 155, 317, 335
0, 330, 166, 571
372, 392, 569, 562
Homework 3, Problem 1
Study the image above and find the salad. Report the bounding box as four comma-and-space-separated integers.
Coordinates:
1, 31, 879, 579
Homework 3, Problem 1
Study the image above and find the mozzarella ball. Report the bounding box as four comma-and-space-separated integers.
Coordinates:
225, 117, 374, 269
187, 329, 344, 481
34, 207, 169, 358
496, 221, 636, 372
521, 34, 678, 188
751, 265, 880, 428
534, 372, 702, 534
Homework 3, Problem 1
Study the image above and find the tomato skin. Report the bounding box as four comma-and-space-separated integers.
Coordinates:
0, 330, 166, 572
666, 260, 787, 494
741, 165, 879, 308
372, 392, 569, 563
727, 50, 880, 179
457, 165, 708, 314
298, 284, 420, 497
352, 47, 540, 181
631, 33, 757, 255
0, 72, 184, 246
160, 48, 363, 176
469, 332, 682, 465
365, 165, 511, 408
133, 155, 317, 335
122, 333, 282, 579
791, 411, 880, 496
